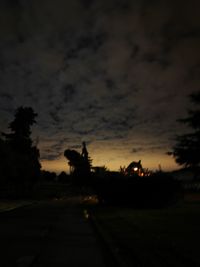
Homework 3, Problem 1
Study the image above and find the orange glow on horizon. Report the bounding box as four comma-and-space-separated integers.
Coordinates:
41, 157, 70, 174
41, 151, 179, 174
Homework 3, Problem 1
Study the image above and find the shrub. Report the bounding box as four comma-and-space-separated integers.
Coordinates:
92, 172, 181, 208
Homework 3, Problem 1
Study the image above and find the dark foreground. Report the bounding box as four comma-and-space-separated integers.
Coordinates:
93, 197, 200, 267
0, 198, 109, 267
1, 193, 200, 267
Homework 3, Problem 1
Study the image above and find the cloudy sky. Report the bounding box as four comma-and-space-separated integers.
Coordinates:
0, 0, 200, 173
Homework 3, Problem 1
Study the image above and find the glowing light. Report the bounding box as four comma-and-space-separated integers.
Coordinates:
83, 209, 89, 219
133, 167, 138, 171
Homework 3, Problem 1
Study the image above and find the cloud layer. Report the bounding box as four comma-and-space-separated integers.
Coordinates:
0, 0, 200, 172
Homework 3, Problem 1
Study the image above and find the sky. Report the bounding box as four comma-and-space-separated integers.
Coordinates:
0, 0, 200, 173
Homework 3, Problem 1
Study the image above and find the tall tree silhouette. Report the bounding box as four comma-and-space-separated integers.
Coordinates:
169, 91, 200, 177
81, 141, 92, 175
3, 106, 37, 152
2, 106, 41, 193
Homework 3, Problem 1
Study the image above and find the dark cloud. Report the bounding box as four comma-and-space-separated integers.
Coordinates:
63, 31, 107, 61
131, 139, 170, 153
100, 0, 133, 14
79, 0, 94, 9
73, 129, 95, 136
49, 111, 60, 124
113, 93, 128, 102
40, 138, 71, 160
104, 0, 131, 13
162, 22, 200, 43
0, 92, 13, 101
67, 144, 81, 150
41, 152, 62, 161
62, 84, 76, 103
6, 0, 21, 8
0, 0, 199, 171
77, 102, 103, 116
132, 147, 144, 153
186, 63, 200, 82
105, 79, 115, 89
88, 32, 106, 51
130, 44, 140, 58
142, 52, 170, 69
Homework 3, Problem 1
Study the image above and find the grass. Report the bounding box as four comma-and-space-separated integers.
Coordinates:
0, 200, 33, 212
92, 197, 200, 266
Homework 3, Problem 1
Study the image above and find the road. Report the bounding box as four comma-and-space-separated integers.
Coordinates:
0, 198, 110, 267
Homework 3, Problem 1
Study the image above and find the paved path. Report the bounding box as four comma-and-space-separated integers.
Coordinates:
0, 199, 109, 267
34, 205, 106, 266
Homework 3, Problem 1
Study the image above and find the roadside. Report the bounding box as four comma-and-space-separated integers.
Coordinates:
0, 198, 111, 267
0, 199, 35, 212
90, 196, 200, 267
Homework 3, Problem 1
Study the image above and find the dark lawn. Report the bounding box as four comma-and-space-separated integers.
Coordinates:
92, 198, 200, 266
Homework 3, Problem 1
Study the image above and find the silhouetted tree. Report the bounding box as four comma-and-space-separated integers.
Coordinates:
169, 91, 200, 178
1, 106, 41, 194
3, 106, 37, 152
64, 149, 82, 175
81, 141, 92, 176
64, 142, 92, 184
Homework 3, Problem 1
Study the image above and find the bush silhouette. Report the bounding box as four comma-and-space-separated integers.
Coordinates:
92, 171, 180, 208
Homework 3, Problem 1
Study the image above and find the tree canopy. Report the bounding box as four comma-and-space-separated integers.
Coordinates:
64, 142, 92, 184
170, 91, 200, 172
3, 106, 38, 152
0, 106, 41, 193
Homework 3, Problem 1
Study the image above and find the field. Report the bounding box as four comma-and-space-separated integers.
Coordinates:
92, 195, 200, 266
